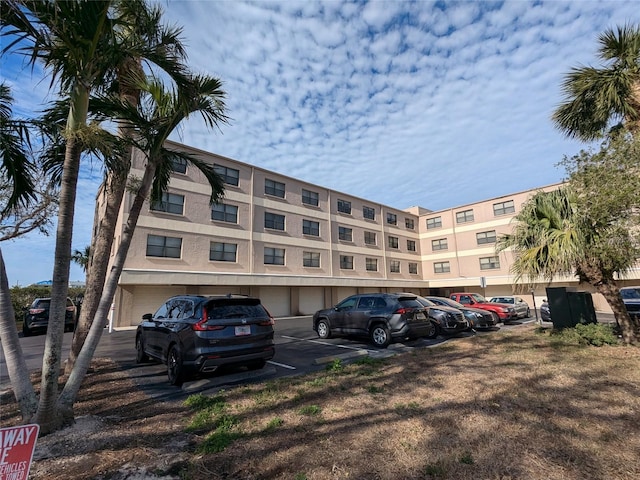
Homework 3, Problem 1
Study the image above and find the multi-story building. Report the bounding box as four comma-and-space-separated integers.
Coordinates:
105, 141, 638, 328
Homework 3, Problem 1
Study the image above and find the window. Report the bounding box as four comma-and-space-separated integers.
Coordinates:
387, 213, 397, 225
338, 226, 353, 242
170, 157, 187, 174
210, 242, 237, 262
432, 238, 448, 251
264, 247, 285, 265
213, 164, 240, 186
366, 257, 378, 271
390, 260, 401, 273
303, 219, 320, 236
434, 261, 450, 273
302, 189, 319, 206
363, 206, 376, 220
150, 192, 184, 215
146, 235, 181, 258
493, 200, 515, 216
456, 209, 474, 223
480, 256, 500, 270
388, 236, 399, 249
340, 255, 353, 269
407, 240, 416, 251
426, 217, 442, 229
265, 179, 285, 198
337, 199, 351, 214
211, 203, 238, 223
409, 262, 418, 274
303, 251, 320, 267
405, 218, 415, 229
476, 230, 497, 245
265, 212, 285, 231
364, 231, 377, 245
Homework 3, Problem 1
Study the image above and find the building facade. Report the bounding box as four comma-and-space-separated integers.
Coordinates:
105, 141, 638, 328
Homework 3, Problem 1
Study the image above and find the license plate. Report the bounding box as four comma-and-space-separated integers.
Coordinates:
416, 312, 426, 320
234, 325, 251, 336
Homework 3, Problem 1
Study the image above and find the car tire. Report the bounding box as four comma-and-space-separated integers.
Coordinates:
167, 345, 184, 386
316, 319, 331, 339
22, 323, 31, 337
425, 321, 439, 339
136, 335, 149, 363
370, 324, 391, 348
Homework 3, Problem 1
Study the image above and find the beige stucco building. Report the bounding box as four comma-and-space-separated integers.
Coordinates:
104, 141, 639, 328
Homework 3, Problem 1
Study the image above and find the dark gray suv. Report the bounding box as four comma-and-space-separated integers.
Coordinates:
312, 293, 431, 348
136, 295, 275, 385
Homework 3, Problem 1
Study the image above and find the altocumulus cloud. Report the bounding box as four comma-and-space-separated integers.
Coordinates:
1, 0, 637, 285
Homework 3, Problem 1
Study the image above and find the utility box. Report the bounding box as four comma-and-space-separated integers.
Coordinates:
546, 287, 597, 328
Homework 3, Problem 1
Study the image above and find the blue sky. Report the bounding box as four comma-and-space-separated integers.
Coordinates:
1, 0, 638, 286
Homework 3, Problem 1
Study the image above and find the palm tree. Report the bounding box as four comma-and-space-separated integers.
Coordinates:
552, 24, 640, 140
497, 186, 638, 344
65, 0, 189, 376
71, 246, 91, 274
1, 0, 188, 432
59, 74, 228, 409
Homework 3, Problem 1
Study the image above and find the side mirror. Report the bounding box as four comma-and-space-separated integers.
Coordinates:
142, 313, 152, 320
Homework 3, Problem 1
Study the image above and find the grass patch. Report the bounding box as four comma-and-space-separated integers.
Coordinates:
298, 404, 322, 416
549, 322, 619, 346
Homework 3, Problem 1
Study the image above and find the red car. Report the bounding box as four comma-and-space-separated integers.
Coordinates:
449, 293, 518, 323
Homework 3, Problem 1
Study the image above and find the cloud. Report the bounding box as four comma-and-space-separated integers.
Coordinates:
2, 0, 638, 285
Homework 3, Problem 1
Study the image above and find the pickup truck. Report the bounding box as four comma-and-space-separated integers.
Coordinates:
449, 292, 518, 323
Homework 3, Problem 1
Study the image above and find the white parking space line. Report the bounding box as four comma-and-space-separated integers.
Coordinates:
281, 335, 374, 352
268, 360, 296, 370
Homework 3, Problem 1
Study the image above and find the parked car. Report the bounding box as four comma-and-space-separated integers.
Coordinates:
135, 294, 275, 386
449, 292, 518, 323
489, 295, 530, 318
620, 286, 640, 320
413, 296, 469, 336
540, 300, 552, 322
424, 296, 498, 329
312, 293, 431, 348
23, 297, 76, 336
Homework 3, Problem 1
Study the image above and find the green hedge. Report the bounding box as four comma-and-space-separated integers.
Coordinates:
10, 285, 86, 324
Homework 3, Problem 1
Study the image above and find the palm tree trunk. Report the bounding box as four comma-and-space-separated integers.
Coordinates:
35, 87, 87, 434
594, 281, 638, 345
64, 157, 129, 375
0, 248, 38, 419
58, 154, 157, 409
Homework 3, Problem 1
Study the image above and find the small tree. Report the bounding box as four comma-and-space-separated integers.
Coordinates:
498, 135, 640, 344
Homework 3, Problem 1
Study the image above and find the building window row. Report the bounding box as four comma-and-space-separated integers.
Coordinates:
432, 256, 501, 274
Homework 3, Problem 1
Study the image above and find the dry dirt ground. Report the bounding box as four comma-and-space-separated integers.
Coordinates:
2, 324, 640, 480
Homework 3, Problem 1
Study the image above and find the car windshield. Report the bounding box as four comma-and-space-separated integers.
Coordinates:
621, 288, 640, 300
416, 297, 435, 307
471, 293, 487, 303
493, 297, 513, 304
443, 298, 464, 308
207, 304, 267, 320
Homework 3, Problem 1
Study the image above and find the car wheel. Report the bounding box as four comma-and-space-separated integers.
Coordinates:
425, 321, 439, 339
22, 323, 31, 337
167, 345, 184, 386
370, 324, 391, 348
316, 319, 331, 339
247, 360, 267, 370
135, 335, 149, 363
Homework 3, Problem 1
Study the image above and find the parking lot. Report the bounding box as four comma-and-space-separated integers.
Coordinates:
1, 314, 542, 400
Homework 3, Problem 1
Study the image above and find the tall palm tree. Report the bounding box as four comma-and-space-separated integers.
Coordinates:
1, 0, 188, 432
497, 186, 638, 344
552, 24, 640, 140
65, 0, 189, 376
71, 246, 91, 274
59, 74, 228, 409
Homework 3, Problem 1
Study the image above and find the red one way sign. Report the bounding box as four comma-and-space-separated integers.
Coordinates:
0, 424, 39, 480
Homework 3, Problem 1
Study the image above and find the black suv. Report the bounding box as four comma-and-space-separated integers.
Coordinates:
312, 293, 431, 348
135, 295, 275, 386
414, 296, 470, 335
23, 297, 76, 336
